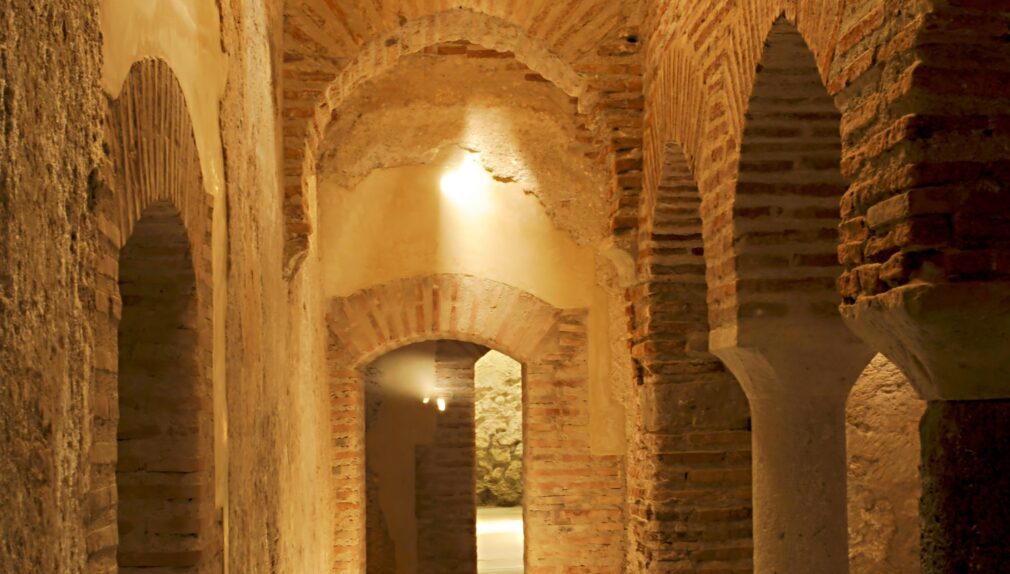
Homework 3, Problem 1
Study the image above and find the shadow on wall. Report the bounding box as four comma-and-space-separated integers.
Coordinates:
847, 354, 924, 574
365, 343, 438, 574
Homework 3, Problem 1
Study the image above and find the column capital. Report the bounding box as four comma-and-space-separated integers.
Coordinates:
710, 319, 874, 400
842, 281, 1010, 401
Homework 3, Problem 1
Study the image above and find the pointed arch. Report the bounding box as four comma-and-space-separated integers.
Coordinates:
712, 16, 850, 341
629, 142, 752, 571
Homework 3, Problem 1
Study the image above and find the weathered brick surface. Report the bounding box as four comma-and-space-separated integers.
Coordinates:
836, 3, 1010, 301
327, 274, 625, 572
643, 0, 1010, 307
89, 59, 220, 574
638, 2, 1010, 571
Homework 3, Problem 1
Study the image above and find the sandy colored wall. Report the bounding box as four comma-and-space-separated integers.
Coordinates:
475, 351, 523, 507
315, 48, 629, 457
319, 150, 626, 455
0, 2, 103, 570
100, 0, 226, 195
847, 354, 924, 573
215, 1, 335, 572
320, 149, 595, 308
97, 0, 335, 570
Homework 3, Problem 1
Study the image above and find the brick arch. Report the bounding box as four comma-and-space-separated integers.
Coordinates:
328, 274, 564, 368
712, 16, 848, 333
640, 0, 900, 310
325, 274, 625, 572
87, 58, 218, 573
642, 0, 848, 174
284, 3, 646, 276
283, 9, 592, 278
629, 142, 753, 571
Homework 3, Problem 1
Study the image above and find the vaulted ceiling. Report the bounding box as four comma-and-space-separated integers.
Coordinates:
280, 0, 645, 275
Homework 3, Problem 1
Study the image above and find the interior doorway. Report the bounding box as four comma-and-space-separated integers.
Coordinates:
364, 341, 525, 573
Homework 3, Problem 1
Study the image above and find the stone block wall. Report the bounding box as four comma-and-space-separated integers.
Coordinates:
475, 351, 523, 507
847, 355, 923, 574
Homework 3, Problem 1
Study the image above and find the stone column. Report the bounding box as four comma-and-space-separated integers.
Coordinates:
843, 282, 1010, 573
713, 322, 873, 574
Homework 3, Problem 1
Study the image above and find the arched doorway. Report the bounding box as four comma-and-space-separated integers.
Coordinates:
326, 274, 624, 573
364, 341, 525, 573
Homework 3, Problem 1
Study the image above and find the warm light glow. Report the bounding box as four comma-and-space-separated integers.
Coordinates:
436, 397, 447, 412
439, 153, 491, 211
422, 396, 430, 404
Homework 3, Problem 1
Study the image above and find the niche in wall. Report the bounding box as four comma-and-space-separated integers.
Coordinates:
116, 201, 214, 572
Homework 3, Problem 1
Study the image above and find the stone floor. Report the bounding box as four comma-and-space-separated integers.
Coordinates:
477, 507, 523, 573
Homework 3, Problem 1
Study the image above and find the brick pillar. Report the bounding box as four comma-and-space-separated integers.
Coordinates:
707, 16, 876, 573
834, 3, 1010, 571
631, 146, 752, 571
415, 342, 482, 573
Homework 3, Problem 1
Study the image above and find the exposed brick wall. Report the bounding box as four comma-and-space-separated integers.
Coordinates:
525, 311, 626, 571
640, 0, 1010, 310
282, 4, 645, 274
635, 3, 1010, 571
327, 274, 625, 572
644, 12, 850, 336
630, 144, 753, 571
88, 59, 219, 574
837, 3, 1010, 302
116, 202, 212, 572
